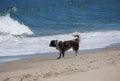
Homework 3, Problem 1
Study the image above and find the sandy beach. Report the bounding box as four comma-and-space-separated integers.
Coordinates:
0, 47, 120, 81
0, 0, 120, 81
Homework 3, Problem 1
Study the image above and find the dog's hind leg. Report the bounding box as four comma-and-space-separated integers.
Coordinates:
72, 43, 79, 56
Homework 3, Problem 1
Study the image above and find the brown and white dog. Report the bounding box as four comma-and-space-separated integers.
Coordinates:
49, 34, 81, 59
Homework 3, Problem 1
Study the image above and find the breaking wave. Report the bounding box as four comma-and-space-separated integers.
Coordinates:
0, 14, 33, 36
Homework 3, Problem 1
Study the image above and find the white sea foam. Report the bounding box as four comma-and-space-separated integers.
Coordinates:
0, 31, 120, 56
0, 14, 33, 35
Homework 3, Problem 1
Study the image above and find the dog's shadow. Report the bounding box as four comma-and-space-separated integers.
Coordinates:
36, 54, 77, 62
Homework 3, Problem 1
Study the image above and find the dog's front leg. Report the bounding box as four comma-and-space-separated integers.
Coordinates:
57, 51, 62, 59
62, 51, 65, 58
75, 51, 78, 56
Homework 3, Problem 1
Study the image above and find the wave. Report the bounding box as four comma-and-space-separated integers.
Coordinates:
0, 30, 120, 56
0, 6, 17, 16
7, 7, 17, 13
0, 14, 33, 36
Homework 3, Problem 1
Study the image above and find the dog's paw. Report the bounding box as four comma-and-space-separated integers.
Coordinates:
56, 57, 61, 59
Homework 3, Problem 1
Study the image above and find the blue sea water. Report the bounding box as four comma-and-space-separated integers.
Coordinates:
0, 0, 120, 58
0, 0, 120, 36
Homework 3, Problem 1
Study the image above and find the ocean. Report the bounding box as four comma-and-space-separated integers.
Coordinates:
0, 0, 120, 62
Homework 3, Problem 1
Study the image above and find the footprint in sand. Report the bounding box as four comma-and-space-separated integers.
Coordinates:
3, 78, 9, 81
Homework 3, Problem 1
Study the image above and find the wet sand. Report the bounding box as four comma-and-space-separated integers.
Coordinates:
0, 47, 120, 81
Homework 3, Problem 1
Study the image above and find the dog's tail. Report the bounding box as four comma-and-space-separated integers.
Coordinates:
73, 34, 81, 43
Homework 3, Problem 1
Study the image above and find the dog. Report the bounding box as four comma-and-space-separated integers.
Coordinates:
49, 34, 81, 59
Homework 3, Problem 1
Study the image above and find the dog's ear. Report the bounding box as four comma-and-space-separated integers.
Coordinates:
54, 40, 58, 45
49, 40, 58, 47
55, 40, 58, 42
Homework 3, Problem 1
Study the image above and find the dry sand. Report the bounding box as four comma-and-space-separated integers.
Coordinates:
0, 47, 120, 81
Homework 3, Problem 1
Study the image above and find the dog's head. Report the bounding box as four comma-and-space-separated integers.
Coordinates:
49, 40, 58, 47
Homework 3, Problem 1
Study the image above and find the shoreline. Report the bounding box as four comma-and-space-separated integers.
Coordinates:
0, 44, 120, 64
0, 46, 120, 81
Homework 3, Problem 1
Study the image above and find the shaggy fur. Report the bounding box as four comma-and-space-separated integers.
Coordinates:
49, 34, 81, 59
